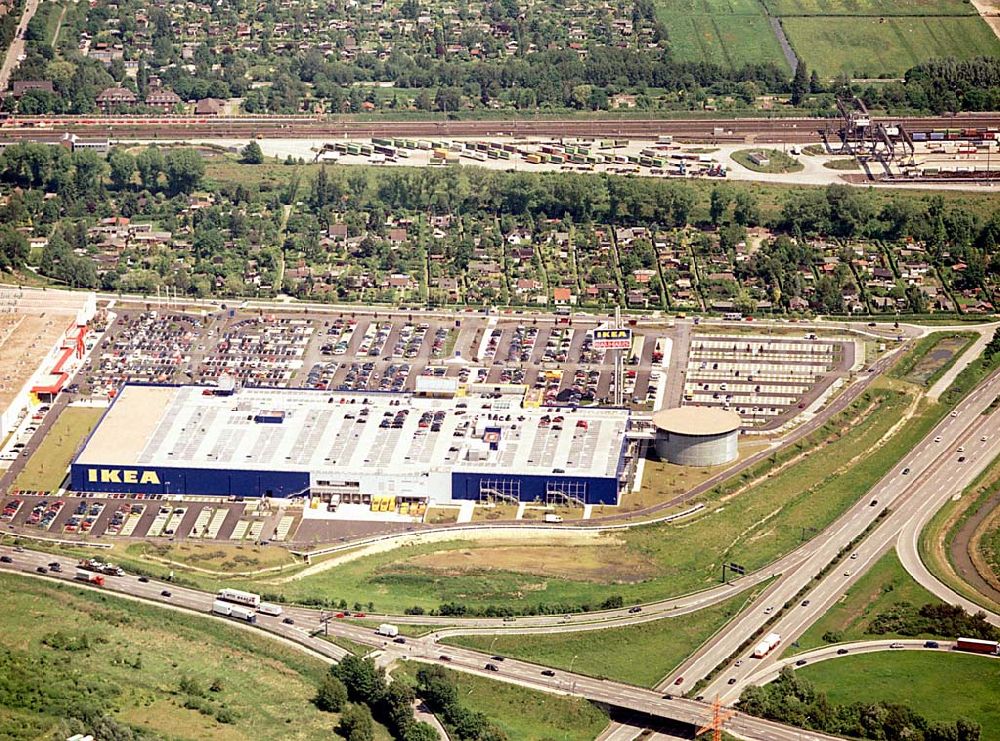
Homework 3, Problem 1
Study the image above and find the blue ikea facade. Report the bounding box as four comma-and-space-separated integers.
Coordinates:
69, 464, 309, 498
450, 471, 620, 505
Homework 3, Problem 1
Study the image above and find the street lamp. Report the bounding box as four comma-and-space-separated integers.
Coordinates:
569, 654, 579, 673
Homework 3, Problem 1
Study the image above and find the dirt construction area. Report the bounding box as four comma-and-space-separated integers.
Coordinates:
401, 542, 659, 583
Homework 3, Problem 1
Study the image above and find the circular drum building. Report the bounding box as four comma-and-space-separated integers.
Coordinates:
651, 407, 741, 466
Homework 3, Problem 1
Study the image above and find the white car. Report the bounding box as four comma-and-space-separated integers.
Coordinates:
934, 436, 942, 443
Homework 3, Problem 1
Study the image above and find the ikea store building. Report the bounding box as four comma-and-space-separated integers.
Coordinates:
70, 384, 635, 506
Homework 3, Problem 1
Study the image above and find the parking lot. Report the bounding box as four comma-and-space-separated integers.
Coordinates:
0, 491, 297, 544
68, 306, 672, 410
682, 334, 853, 428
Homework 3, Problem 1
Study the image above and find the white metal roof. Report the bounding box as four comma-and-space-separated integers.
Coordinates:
76, 384, 630, 479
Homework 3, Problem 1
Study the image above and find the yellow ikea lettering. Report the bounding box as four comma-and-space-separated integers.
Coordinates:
90, 469, 160, 486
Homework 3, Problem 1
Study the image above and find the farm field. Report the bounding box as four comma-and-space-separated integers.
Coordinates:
797, 652, 1000, 739
764, 0, 975, 14
393, 661, 610, 741
653, 0, 790, 68
15, 407, 105, 492
781, 16, 1000, 77
0, 572, 367, 741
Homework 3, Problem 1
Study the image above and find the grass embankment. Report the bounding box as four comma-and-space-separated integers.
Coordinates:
255, 385, 924, 613
797, 652, 1000, 740
393, 661, 609, 741
15, 407, 105, 492
731, 149, 804, 174
124, 541, 300, 574
443, 588, 763, 687
0, 572, 370, 741
920, 454, 1000, 614
793, 549, 943, 653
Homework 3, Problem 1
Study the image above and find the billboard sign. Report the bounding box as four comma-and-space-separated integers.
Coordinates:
593, 327, 633, 351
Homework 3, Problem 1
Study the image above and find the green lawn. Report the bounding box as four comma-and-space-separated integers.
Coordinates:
732, 149, 804, 174
798, 652, 1000, 739
443, 589, 760, 687
793, 549, 943, 653
782, 16, 1000, 77
15, 407, 105, 492
822, 158, 861, 170
393, 661, 610, 741
0, 572, 379, 741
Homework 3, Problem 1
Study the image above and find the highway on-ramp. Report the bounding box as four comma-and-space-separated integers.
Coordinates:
681, 370, 1000, 704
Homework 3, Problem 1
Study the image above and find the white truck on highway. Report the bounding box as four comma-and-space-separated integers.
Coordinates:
752, 632, 781, 658
376, 623, 399, 638
212, 599, 257, 624
217, 588, 261, 608
543, 513, 563, 523
258, 602, 283, 616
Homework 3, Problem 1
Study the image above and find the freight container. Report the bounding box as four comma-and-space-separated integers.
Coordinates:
955, 637, 999, 655
259, 602, 283, 616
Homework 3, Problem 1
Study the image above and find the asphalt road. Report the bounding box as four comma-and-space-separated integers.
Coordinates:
0, 546, 843, 740
738, 639, 991, 687
0, 0, 39, 91
684, 370, 1000, 703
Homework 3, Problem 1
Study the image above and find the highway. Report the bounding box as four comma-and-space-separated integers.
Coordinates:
0, 546, 850, 740
3, 112, 1000, 143
680, 370, 1000, 703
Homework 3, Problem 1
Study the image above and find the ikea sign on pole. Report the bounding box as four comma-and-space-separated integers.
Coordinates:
593, 327, 633, 350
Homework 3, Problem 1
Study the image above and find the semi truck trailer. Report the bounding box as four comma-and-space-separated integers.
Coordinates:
212, 600, 257, 624
752, 632, 781, 658
955, 637, 999, 655
75, 570, 105, 586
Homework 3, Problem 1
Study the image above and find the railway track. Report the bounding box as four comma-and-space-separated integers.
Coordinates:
3, 113, 1000, 142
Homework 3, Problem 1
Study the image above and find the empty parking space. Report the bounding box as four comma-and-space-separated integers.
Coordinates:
682, 335, 850, 428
